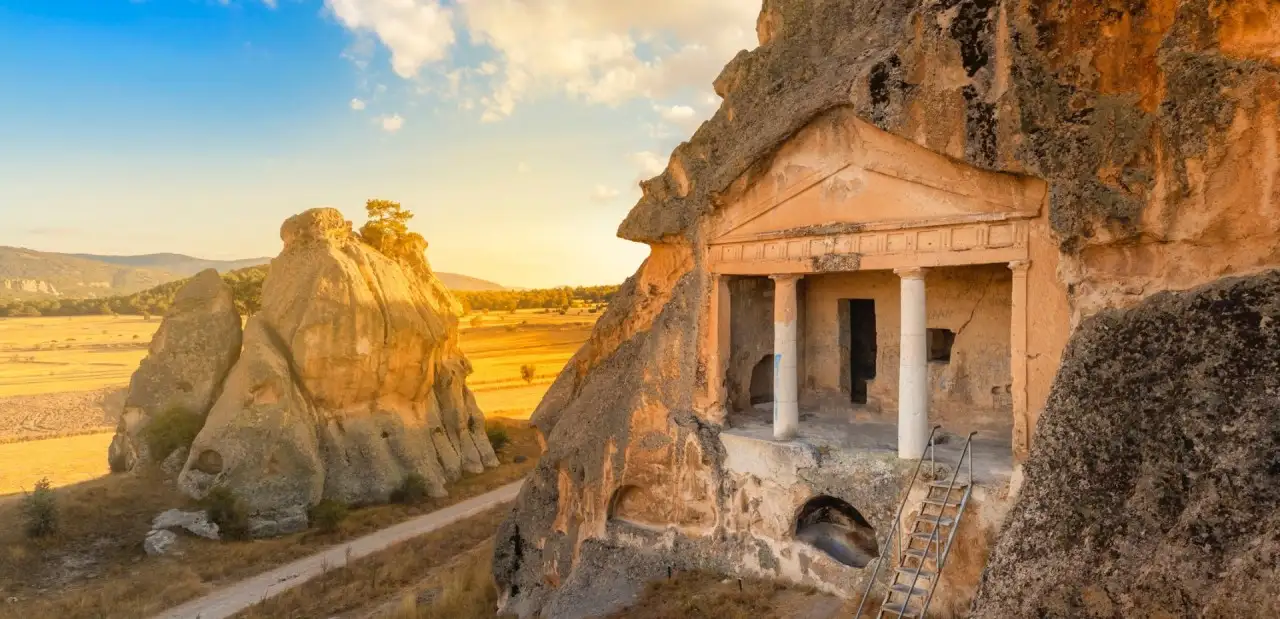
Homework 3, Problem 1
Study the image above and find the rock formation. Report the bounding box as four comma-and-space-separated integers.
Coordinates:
971, 271, 1280, 617
176, 208, 498, 535
109, 269, 242, 472
494, 0, 1280, 616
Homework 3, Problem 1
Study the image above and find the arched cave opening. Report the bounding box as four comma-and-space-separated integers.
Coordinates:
749, 355, 774, 406
794, 495, 879, 568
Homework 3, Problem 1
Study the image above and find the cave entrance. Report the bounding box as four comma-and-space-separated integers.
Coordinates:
795, 495, 879, 568
842, 299, 877, 405
749, 355, 774, 406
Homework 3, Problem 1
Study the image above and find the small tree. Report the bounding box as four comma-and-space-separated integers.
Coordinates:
21, 478, 58, 538
391, 472, 432, 505
469, 315, 484, 328
202, 486, 249, 540
486, 425, 510, 453
520, 364, 537, 384
358, 199, 426, 264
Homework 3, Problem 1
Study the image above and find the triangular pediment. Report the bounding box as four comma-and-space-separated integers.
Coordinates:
709, 114, 1045, 243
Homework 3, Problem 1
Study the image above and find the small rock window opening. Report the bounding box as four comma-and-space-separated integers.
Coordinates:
927, 329, 956, 363
794, 496, 879, 568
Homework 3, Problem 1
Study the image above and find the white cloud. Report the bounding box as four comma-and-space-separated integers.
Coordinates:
655, 104, 696, 123
379, 114, 405, 132
325, 0, 456, 78
262, 0, 278, 8
350, 98, 367, 111
517, 162, 531, 174
630, 151, 667, 178
327, 0, 757, 121
591, 185, 621, 202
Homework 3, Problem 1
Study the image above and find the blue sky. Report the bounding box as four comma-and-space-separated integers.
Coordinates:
0, 0, 757, 287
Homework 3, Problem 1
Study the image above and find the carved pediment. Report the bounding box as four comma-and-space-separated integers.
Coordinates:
709, 113, 1046, 244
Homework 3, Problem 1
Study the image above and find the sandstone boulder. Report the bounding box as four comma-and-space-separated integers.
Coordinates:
152, 509, 220, 540
971, 271, 1280, 617
177, 208, 498, 532
110, 269, 242, 471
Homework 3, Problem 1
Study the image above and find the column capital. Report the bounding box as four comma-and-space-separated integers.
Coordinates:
1008, 260, 1031, 274
769, 273, 804, 282
894, 267, 927, 280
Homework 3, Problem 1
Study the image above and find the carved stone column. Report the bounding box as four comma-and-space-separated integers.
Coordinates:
896, 267, 929, 458
771, 274, 802, 440
1009, 260, 1030, 459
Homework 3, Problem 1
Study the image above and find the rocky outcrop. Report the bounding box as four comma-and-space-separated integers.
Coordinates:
495, 0, 1280, 616
177, 208, 498, 532
109, 269, 242, 471
971, 271, 1280, 617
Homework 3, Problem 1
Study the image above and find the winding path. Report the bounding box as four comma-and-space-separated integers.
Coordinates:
152, 480, 524, 619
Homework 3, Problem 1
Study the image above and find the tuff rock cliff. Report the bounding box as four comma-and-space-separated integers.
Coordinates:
114, 208, 496, 536
971, 271, 1280, 617
109, 269, 243, 472
495, 0, 1280, 615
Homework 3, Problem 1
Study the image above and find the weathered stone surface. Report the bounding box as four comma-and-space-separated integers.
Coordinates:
495, 1, 1280, 616
971, 271, 1280, 617
110, 269, 242, 470
143, 529, 178, 557
177, 208, 498, 529
152, 509, 219, 540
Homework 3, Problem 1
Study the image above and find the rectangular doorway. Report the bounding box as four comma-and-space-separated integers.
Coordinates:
843, 299, 877, 404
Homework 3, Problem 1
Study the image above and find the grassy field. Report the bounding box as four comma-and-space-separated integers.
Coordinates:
0, 315, 155, 397
0, 433, 113, 496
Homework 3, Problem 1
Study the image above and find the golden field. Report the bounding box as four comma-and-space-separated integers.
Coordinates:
0, 309, 595, 496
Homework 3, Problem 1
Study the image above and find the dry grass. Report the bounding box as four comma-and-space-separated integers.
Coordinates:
0, 432, 113, 496
0, 316, 158, 398
0, 419, 541, 619
236, 514, 506, 619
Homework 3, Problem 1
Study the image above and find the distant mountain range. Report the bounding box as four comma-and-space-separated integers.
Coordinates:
0, 247, 505, 300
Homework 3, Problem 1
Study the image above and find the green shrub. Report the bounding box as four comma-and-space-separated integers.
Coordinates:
141, 407, 203, 462
21, 478, 58, 538
201, 486, 250, 540
520, 364, 537, 384
391, 472, 431, 505
487, 426, 510, 453
309, 499, 349, 533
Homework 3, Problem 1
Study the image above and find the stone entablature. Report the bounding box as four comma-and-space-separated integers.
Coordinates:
708, 213, 1032, 275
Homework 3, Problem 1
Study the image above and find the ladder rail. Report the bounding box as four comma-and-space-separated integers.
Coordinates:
908, 431, 978, 617
854, 425, 943, 618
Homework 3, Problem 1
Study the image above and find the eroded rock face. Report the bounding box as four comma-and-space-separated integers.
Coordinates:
177, 208, 498, 530
495, 0, 1280, 616
109, 269, 242, 471
971, 271, 1280, 617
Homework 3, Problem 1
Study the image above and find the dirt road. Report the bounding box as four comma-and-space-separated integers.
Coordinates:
152, 480, 523, 619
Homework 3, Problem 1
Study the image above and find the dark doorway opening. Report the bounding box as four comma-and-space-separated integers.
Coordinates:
846, 300, 877, 404
795, 495, 879, 568
928, 328, 956, 363
749, 355, 774, 405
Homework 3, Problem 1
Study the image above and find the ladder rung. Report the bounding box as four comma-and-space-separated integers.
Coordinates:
927, 481, 969, 490
891, 583, 929, 597
896, 566, 936, 580
914, 515, 955, 527
921, 497, 954, 507
903, 547, 936, 560
881, 603, 920, 618
910, 531, 944, 543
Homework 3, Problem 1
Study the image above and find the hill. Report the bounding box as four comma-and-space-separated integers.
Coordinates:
436, 272, 505, 291
0, 247, 504, 301
70, 253, 271, 277
0, 247, 175, 300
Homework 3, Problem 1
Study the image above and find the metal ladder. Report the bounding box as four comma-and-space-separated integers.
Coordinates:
855, 426, 978, 619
